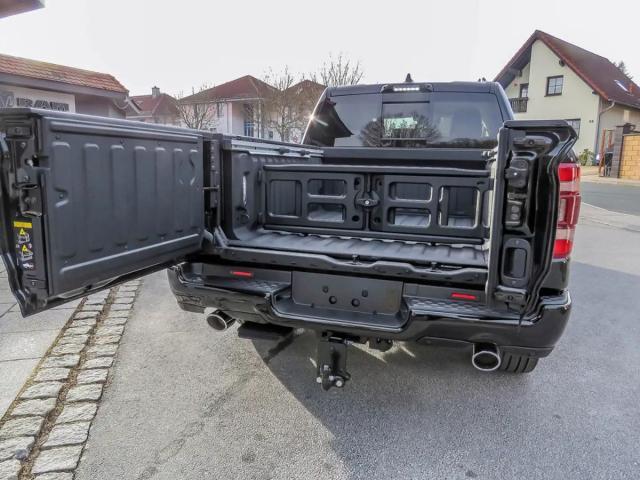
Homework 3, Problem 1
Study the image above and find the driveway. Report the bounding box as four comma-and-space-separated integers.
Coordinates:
72, 198, 640, 479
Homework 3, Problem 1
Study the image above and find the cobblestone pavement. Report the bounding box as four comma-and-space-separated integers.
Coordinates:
72, 203, 640, 480
0, 281, 141, 479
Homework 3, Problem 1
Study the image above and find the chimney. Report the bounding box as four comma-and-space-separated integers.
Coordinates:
151, 86, 160, 98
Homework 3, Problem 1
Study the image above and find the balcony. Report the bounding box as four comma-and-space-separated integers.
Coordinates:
509, 97, 528, 113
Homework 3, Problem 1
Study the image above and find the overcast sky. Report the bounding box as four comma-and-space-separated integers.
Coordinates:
1, 0, 638, 96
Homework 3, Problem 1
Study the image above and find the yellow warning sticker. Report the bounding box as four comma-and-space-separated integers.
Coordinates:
21, 245, 30, 253
13, 221, 32, 229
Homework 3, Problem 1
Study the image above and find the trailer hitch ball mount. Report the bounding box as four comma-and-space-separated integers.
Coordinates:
316, 335, 351, 391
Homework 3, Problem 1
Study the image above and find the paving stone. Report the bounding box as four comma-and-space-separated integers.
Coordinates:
63, 326, 91, 336
55, 403, 97, 424
41, 356, 79, 369
31, 445, 83, 474
12, 399, 56, 417
103, 317, 127, 326
34, 473, 74, 480
73, 311, 99, 320
112, 297, 134, 304
70, 317, 97, 327
57, 334, 89, 345
83, 297, 105, 306
106, 310, 129, 319
20, 382, 63, 400
65, 384, 103, 403
87, 291, 109, 299
118, 286, 138, 293
50, 343, 84, 355
95, 325, 124, 336
0, 417, 44, 439
0, 458, 20, 480
93, 335, 121, 345
114, 290, 135, 298
34, 368, 70, 383
86, 344, 118, 358
0, 436, 34, 462
42, 422, 90, 448
80, 304, 103, 312
109, 303, 132, 311
75, 369, 108, 385
80, 357, 113, 369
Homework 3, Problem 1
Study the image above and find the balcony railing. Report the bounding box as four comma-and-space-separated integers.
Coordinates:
509, 97, 529, 113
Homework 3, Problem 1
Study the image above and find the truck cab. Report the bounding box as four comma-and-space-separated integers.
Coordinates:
0, 80, 580, 389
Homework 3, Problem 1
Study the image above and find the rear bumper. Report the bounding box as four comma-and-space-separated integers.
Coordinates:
168, 265, 571, 358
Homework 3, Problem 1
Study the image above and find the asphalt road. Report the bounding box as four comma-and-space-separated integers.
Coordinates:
582, 181, 640, 216
75, 201, 640, 479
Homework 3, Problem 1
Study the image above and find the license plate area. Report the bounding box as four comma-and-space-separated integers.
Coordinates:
291, 272, 402, 315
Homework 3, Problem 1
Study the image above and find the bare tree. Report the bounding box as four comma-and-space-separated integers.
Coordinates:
615, 60, 633, 80
261, 68, 324, 142
312, 53, 364, 87
175, 85, 217, 130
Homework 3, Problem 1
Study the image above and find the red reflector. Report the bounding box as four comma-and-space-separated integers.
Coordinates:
230, 270, 254, 278
558, 162, 580, 182
450, 292, 478, 301
553, 227, 575, 258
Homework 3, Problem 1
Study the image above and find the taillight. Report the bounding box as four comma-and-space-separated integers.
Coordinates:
553, 163, 581, 259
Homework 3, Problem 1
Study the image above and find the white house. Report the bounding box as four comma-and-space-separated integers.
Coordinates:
495, 30, 640, 157
179, 75, 325, 142
180, 75, 276, 138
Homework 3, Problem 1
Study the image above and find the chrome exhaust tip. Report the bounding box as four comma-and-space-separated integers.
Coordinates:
471, 344, 501, 372
206, 311, 236, 332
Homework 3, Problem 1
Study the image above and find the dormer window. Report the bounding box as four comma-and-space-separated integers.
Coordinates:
546, 76, 564, 96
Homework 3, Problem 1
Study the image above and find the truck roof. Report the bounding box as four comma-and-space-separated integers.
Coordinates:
327, 81, 499, 97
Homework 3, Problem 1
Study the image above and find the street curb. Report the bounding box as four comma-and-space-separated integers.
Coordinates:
0, 281, 143, 480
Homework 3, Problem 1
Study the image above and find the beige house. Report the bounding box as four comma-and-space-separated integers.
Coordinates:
495, 30, 640, 158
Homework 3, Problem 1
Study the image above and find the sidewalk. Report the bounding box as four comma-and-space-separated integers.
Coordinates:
581, 165, 640, 186
0, 265, 79, 418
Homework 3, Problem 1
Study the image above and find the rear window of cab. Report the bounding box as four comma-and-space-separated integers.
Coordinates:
304, 92, 504, 149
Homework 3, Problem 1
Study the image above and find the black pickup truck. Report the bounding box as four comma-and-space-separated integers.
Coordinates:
0, 80, 580, 390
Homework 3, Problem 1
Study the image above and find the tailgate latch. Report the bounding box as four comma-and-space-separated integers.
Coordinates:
17, 183, 43, 217
355, 191, 380, 209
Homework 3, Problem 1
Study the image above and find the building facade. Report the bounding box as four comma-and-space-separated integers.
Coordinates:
179, 75, 324, 142
127, 87, 180, 125
495, 31, 640, 158
0, 53, 132, 118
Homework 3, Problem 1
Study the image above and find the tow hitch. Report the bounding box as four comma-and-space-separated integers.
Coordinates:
316, 334, 351, 391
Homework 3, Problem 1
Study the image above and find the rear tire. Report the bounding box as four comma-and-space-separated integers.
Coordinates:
499, 352, 539, 373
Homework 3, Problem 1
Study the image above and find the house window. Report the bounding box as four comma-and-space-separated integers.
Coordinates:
244, 103, 255, 137
566, 118, 581, 137
546, 76, 564, 96
216, 103, 223, 118
519, 83, 529, 98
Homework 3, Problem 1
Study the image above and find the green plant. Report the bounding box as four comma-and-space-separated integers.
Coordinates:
578, 149, 594, 166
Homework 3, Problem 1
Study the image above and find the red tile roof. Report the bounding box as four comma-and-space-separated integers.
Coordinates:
0, 53, 127, 94
495, 30, 640, 110
130, 92, 178, 116
181, 75, 276, 103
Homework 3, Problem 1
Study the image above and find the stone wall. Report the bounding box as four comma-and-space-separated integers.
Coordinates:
619, 134, 640, 180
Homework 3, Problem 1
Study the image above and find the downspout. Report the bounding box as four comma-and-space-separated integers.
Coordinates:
595, 99, 616, 158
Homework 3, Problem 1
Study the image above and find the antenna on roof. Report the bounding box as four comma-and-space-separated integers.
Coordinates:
405, 73, 413, 83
